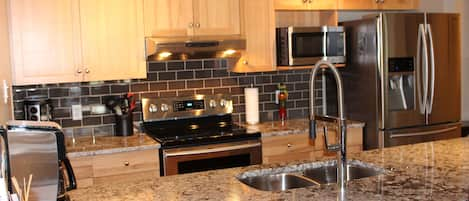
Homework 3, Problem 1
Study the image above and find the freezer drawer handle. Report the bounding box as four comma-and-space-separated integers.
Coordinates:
390, 126, 458, 138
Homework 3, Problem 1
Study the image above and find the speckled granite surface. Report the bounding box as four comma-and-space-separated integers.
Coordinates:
68, 137, 468, 201
243, 118, 365, 137
66, 133, 160, 158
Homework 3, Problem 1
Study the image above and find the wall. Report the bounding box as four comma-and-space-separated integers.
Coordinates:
12, 59, 323, 137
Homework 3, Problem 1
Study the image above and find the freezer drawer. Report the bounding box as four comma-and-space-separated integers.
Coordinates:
382, 122, 461, 147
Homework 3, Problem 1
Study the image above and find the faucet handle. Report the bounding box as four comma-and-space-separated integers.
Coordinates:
323, 126, 340, 152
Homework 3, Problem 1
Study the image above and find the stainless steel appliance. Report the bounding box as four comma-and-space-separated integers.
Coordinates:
276, 26, 346, 66
24, 96, 53, 121
141, 94, 262, 176
146, 36, 246, 61
5, 121, 76, 201
335, 13, 461, 149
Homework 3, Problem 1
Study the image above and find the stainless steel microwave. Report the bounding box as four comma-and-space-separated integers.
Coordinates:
276, 26, 346, 66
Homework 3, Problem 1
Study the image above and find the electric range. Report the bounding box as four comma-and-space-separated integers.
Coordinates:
141, 94, 262, 176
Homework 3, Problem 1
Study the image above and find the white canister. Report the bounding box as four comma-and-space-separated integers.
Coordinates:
244, 87, 259, 125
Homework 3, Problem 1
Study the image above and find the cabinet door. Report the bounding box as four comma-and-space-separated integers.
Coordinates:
79, 0, 146, 82
193, 0, 240, 36
274, 0, 336, 10
337, 0, 378, 10
144, 0, 194, 37
0, 0, 12, 124
232, 0, 276, 72
9, 0, 83, 84
274, 0, 310, 10
379, 0, 419, 10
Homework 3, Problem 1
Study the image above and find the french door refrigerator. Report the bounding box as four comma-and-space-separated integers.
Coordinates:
338, 13, 461, 149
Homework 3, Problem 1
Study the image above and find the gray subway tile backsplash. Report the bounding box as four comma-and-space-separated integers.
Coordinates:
12, 59, 323, 137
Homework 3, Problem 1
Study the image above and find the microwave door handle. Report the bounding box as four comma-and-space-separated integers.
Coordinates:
426, 24, 435, 114
322, 32, 327, 60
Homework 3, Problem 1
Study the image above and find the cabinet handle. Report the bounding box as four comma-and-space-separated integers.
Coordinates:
242, 60, 248, 65
124, 161, 130, 166
77, 69, 82, 74
195, 23, 200, 28
85, 69, 90, 74
287, 143, 292, 148
188, 22, 194, 28
2, 80, 9, 104
302, 0, 308, 3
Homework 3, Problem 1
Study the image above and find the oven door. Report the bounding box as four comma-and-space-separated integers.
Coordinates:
161, 140, 262, 176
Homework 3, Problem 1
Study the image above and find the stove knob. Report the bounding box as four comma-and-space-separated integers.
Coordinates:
161, 104, 169, 112
220, 99, 228, 108
209, 99, 217, 108
149, 104, 158, 113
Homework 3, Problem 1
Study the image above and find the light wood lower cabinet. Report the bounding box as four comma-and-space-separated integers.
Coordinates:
262, 127, 363, 164
69, 149, 159, 188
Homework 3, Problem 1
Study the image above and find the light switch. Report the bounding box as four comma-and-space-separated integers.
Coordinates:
72, 105, 83, 120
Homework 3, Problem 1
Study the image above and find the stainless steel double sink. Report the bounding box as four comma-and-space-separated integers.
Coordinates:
238, 160, 384, 191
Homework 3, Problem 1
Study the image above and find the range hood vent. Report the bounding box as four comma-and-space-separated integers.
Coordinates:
145, 36, 246, 61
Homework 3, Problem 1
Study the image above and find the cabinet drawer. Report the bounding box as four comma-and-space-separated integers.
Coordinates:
262, 134, 315, 163
93, 149, 159, 178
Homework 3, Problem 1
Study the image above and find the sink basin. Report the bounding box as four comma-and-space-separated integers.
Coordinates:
303, 161, 384, 184
238, 173, 318, 191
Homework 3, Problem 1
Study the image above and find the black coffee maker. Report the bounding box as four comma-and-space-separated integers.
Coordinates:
5, 121, 76, 201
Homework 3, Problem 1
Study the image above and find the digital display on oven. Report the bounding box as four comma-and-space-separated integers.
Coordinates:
174, 100, 205, 112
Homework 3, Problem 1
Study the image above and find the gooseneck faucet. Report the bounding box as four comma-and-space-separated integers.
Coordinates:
309, 60, 347, 199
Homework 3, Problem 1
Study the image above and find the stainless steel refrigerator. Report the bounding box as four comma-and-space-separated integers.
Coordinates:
336, 13, 461, 149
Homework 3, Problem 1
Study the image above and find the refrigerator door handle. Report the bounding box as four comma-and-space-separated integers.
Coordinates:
389, 126, 458, 138
426, 24, 435, 114
416, 24, 429, 115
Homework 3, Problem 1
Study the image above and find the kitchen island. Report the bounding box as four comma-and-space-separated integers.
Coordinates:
68, 137, 468, 201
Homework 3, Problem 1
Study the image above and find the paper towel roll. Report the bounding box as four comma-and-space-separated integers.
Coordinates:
244, 87, 259, 125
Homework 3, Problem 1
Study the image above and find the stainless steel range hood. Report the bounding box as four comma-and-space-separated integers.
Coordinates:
145, 36, 246, 61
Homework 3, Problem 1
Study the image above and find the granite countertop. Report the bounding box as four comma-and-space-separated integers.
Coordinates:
68, 137, 468, 201
243, 118, 365, 137
66, 133, 160, 158
66, 118, 364, 157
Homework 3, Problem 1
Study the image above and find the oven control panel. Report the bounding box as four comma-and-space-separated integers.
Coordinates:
142, 94, 233, 122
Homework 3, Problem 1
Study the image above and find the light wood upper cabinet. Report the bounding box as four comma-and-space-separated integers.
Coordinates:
143, 0, 194, 37
379, 0, 420, 10
274, 0, 337, 10
232, 0, 276, 72
337, 0, 378, 10
9, 0, 146, 85
337, 0, 419, 10
79, 0, 146, 82
9, 0, 83, 84
193, 0, 240, 36
144, 0, 241, 37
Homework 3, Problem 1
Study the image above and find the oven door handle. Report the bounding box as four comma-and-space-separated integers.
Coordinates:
164, 142, 261, 157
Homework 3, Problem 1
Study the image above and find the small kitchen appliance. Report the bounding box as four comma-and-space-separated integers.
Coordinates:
23, 96, 53, 121
5, 121, 76, 201
276, 26, 346, 66
141, 94, 262, 176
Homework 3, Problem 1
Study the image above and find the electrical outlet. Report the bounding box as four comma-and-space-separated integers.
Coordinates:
72, 105, 83, 120
275, 90, 280, 104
